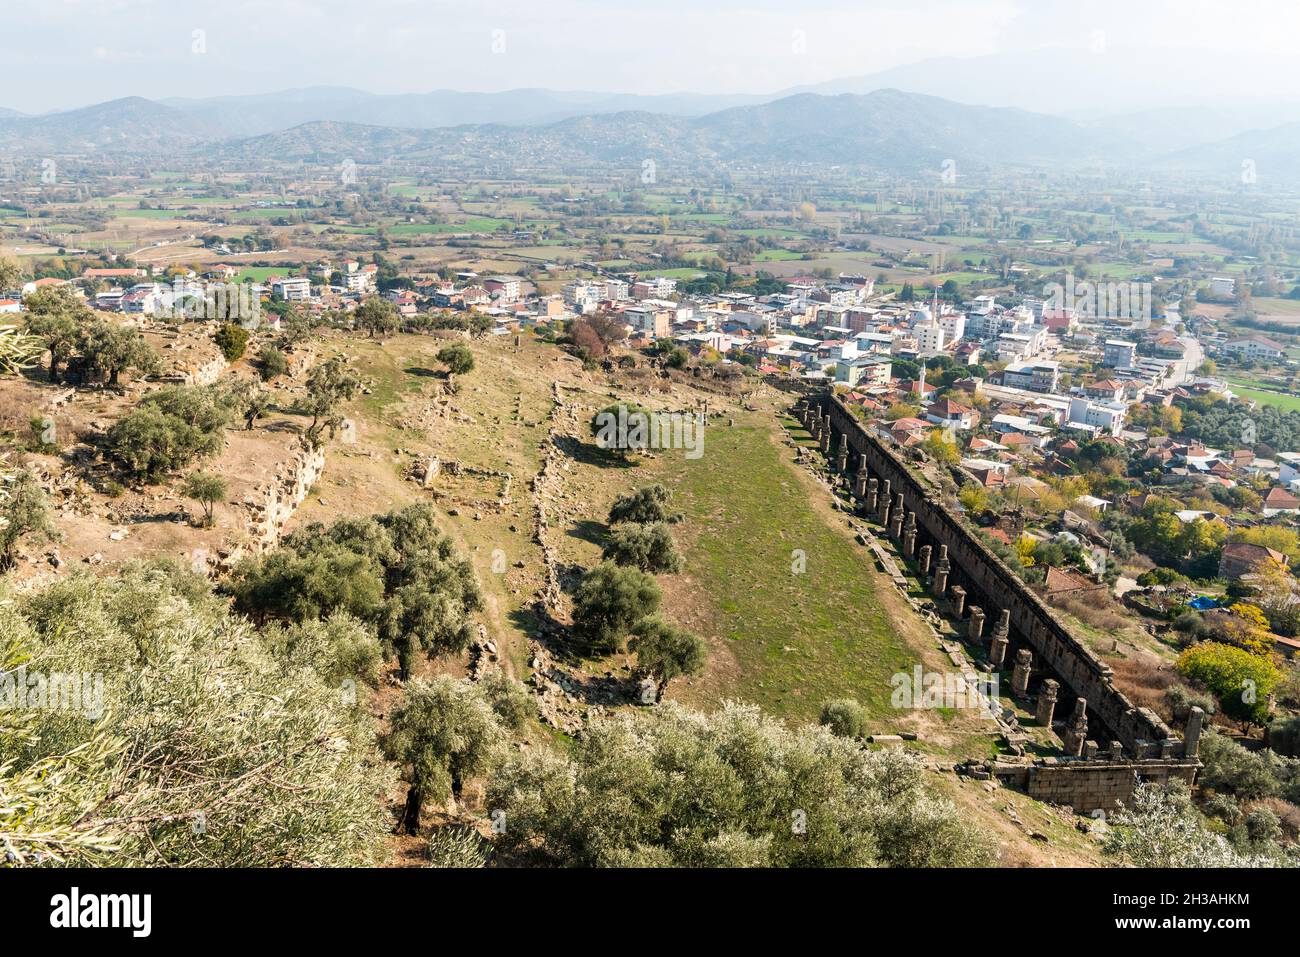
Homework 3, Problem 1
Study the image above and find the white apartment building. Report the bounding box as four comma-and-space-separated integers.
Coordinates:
1001, 360, 1060, 393
271, 277, 312, 302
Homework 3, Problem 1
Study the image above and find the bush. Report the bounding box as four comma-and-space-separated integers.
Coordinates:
480, 671, 535, 731
257, 343, 289, 380
225, 503, 482, 680
213, 322, 250, 362
1269, 715, 1300, 758
629, 615, 706, 700
486, 701, 994, 868
1164, 683, 1217, 723
437, 342, 475, 377
427, 825, 489, 868
571, 562, 661, 654
608, 484, 672, 525
1176, 642, 1281, 726
2, 564, 392, 865
819, 698, 869, 738
602, 521, 682, 573
181, 470, 227, 527
1198, 730, 1281, 800
104, 385, 231, 481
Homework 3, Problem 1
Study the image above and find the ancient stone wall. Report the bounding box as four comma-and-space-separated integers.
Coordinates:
812, 393, 1190, 763
991, 759, 1199, 814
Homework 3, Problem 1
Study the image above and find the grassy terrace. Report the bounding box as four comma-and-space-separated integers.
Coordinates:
658, 418, 914, 724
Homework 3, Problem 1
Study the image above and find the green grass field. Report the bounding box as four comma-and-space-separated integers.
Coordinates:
659, 421, 914, 723
1227, 378, 1300, 413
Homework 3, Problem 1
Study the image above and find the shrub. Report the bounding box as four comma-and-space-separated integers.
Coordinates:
213, 322, 250, 362
480, 671, 535, 731
1176, 642, 1281, 726
486, 701, 994, 868
607, 483, 672, 525
819, 698, 869, 738
427, 825, 489, 868
257, 343, 289, 380
2, 564, 392, 865
571, 562, 661, 654
104, 385, 231, 481
602, 521, 682, 573
629, 615, 706, 700
224, 503, 481, 680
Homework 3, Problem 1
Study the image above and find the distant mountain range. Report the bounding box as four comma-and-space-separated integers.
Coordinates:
0, 97, 217, 154
158, 86, 765, 138
4, 86, 1300, 182
211, 90, 1120, 173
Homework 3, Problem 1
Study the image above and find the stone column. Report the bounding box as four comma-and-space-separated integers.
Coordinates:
902, 513, 917, 559
854, 455, 869, 499
1063, 699, 1088, 757
988, 609, 1010, 668
1011, 649, 1032, 696
866, 477, 879, 513
918, 544, 932, 578
836, 435, 849, 474
1035, 678, 1059, 727
932, 545, 949, 598
1109, 741, 1124, 761
949, 585, 967, 619
968, 605, 986, 642
1084, 741, 1099, 761
819, 420, 831, 453
889, 494, 905, 539
878, 480, 891, 521
1184, 706, 1205, 759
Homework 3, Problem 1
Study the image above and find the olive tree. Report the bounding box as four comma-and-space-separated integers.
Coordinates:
571, 562, 661, 654
629, 615, 705, 701
486, 701, 994, 867
382, 677, 505, 834
182, 471, 227, 527
0, 468, 58, 572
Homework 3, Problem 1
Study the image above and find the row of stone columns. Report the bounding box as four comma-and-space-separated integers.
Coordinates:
797, 400, 1144, 765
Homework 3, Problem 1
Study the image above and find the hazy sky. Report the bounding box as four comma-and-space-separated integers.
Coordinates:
10, 0, 1300, 113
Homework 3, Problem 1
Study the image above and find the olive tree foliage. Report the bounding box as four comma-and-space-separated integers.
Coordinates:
427, 825, 489, 868
819, 698, 869, 739
0, 562, 393, 866
225, 503, 483, 680
24, 286, 91, 383
0, 323, 45, 377
382, 676, 506, 835
181, 471, 227, 527
0, 468, 58, 572
571, 562, 661, 654
1104, 782, 1281, 868
486, 701, 995, 868
354, 296, 400, 339
257, 613, 383, 689
629, 615, 705, 701
104, 385, 233, 481
437, 342, 475, 376
300, 356, 361, 446
480, 671, 536, 732
77, 321, 161, 387
608, 483, 672, 525
602, 521, 682, 574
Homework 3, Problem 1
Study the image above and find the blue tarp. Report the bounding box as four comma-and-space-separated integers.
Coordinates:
1187, 596, 1220, 610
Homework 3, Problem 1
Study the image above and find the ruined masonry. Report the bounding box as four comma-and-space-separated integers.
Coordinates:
798, 393, 1202, 813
